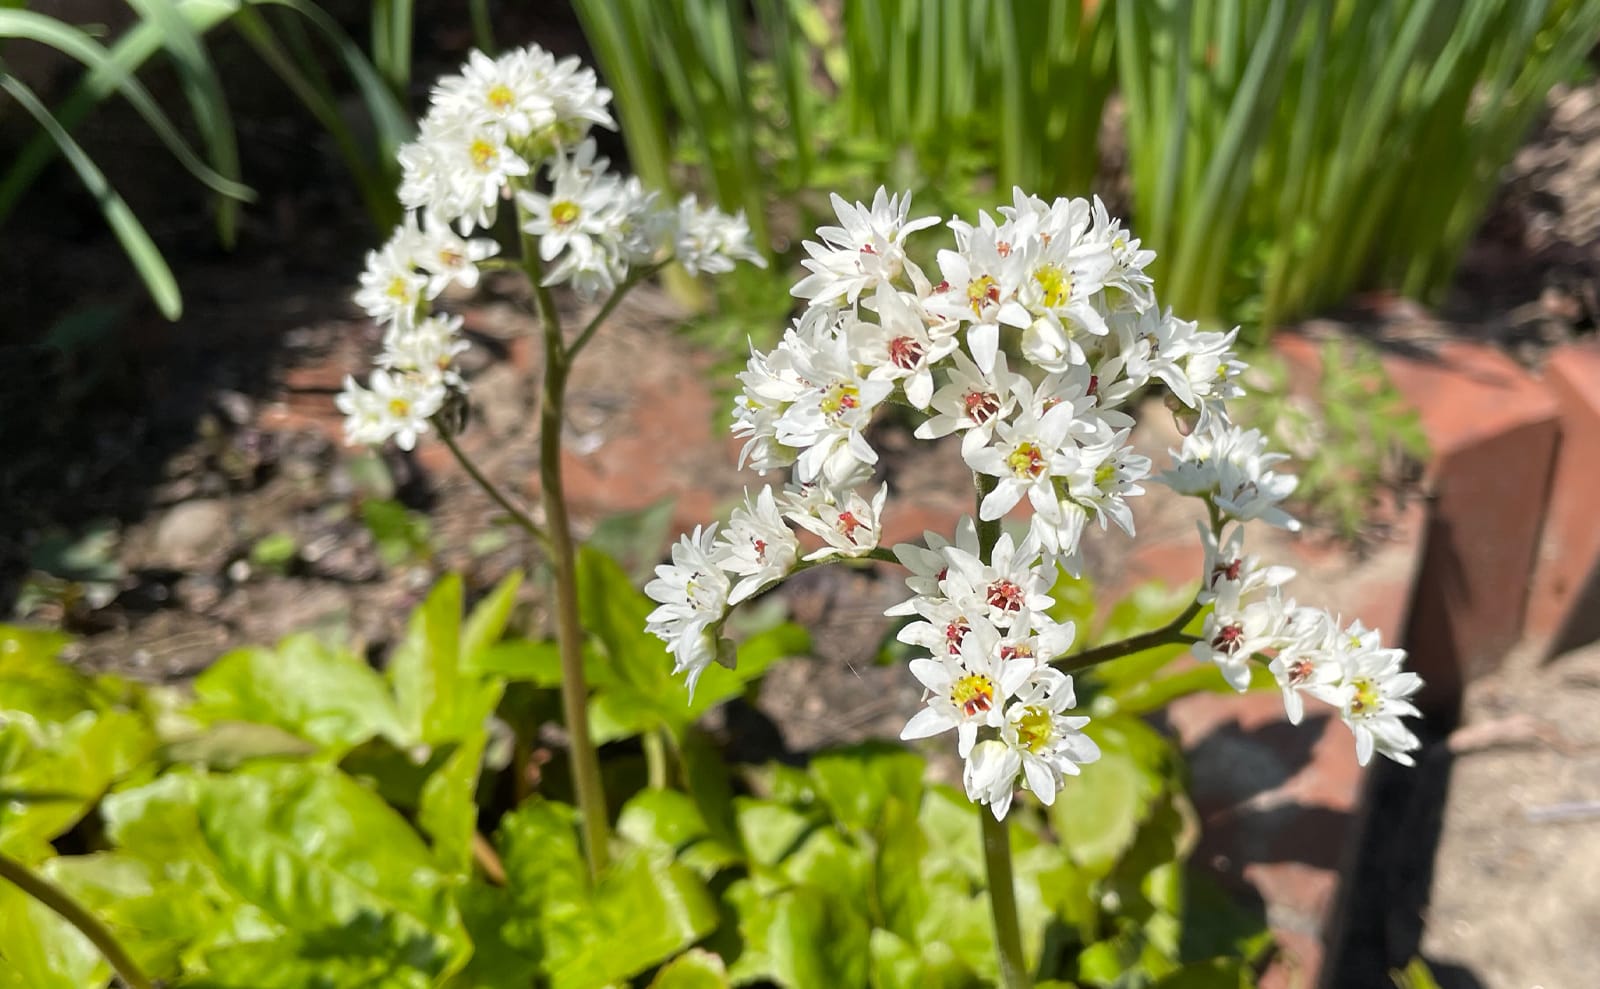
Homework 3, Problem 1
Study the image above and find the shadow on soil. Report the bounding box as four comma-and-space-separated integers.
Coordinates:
1329, 727, 1487, 989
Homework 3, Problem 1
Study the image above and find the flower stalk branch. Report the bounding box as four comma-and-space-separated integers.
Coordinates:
0, 852, 154, 989
1052, 599, 1205, 676
436, 427, 551, 551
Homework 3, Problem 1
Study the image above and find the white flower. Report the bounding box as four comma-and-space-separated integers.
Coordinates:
896, 592, 983, 662
645, 526, 732, 696
1197, 524, 1295, 615
1334, 634, 1422, 766
379, 312, 470, 386
923, 222, 1031, 372
431, 48, 555, 139
887, 515, 980, 611
336, 369, 446, 451
1267, 607, 1344, 724
354, 237, 427, 329
1064, 425, 1150, 537
915, 350, 1023, 458
982, 668, 1100, 816
965, 381, 1081, 522
854, 285, 960, 409
1192, 587, 1292, 691
518, 139, 623, 263
410, 211, 499, 297
901, 619, 1033, 757
787, 484, 888, 560
937, 531, 1053, 629
716, 487, 798, 605
1159, 419, 1300, 531
675, 196, 766, 275
791, 188, 940, 305
778, 322, 892, 486
399, 110, 530, 234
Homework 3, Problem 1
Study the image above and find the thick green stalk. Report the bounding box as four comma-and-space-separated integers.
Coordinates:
518, 216, 611, 878
973, 473, 1031, 989
0, 852, 154, 989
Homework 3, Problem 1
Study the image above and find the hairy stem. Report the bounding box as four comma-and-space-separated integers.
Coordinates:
437, 427, 550, 551
0, 852, 154, 989
519, 215, 611, 878
973, 473, 1031, 989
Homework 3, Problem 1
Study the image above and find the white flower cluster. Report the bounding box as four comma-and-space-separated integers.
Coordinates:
1192, 524, 1422, 764
646, 186, 1425, 816
339, 45, 764, 451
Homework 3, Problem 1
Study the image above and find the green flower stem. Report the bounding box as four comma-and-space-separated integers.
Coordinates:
642, 727, 669, 790
1052, 599, 1205, 676
981, 810, 1030, 989
567, 259, 670, 360
436, 427, 551, 552
973, 473, 1031, 989
0, 851, 154, 989
519, 213, 611, 879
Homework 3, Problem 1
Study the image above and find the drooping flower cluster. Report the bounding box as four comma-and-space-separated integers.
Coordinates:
645, 186, 1425, 816
339, 45, 763, 450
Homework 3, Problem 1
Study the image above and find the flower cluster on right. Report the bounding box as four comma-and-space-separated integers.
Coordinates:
646, 187, 1423, 820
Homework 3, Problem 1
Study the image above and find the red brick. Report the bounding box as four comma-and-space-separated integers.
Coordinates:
1526, 342, 1600, 659
1381, 340, 1560, 717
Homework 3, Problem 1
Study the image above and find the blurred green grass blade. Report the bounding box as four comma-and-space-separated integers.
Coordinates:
0, 68, 181, 319
0, 0, 236, 228
125, 0, 243, 247
0, 8, 254, 216
227, 4, 395, 228
371, 0, 414, 103
254, 0, 413, 165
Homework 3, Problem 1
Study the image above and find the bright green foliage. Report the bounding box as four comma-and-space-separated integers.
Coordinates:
1120, 0, 1600, 334
572, 0, 1118, 331
0, 561, 1268, 987
577, 0, 1597, 339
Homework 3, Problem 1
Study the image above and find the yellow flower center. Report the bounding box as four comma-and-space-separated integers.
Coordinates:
551, 200, 581, 228
819, 382, 861, 419
967, 274, 999, 315
487, 83, 516, 111
1006, 441, 1046, 479
1094, 461, 1117, 489
951, 674, 996, 718
468, 138, 497, 170
1033, 263, 1072, 309
1015, 705, 1054, 753
387, 398, 411, 418
1349, 677, 1380, 716
386, 275, 412, 301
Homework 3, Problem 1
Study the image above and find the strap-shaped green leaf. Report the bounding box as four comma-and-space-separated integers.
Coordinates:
0, 72, 181, 319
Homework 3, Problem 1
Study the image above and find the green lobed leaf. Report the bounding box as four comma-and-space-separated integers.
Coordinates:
807, 741, 925, 834
460, 570, 523, 667
1048, 715, 1172, 879
0, 879, 108, 989
194, 762, 469, 978
192, 634, 405, 751
649, 948, 731, 989
387, 574, 499, 745
725, 881, 872, 989
1, 708, 155, 858
417, 727, 493, 877
441, 882, 540, 989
